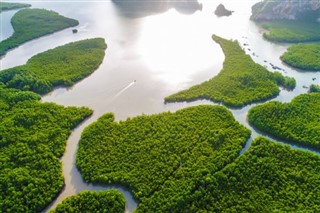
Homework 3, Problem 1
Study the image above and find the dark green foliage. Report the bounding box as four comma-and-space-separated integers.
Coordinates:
165, 35, 295, 107
281, 43, 320, 71
0, 38, 107, 94
248, 93, 320, 149
260, 20, 320, 43
272, 71, 296, 90
0, 83, 93, 212
310, 84, 320, 93
0, 2, 31, 12
0, 8, 79, 56
77, 105, 250, 211
182, 137, 320, 212
50, 190, 126, 213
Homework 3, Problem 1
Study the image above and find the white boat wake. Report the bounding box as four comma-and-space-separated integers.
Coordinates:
114, 80, 136, 98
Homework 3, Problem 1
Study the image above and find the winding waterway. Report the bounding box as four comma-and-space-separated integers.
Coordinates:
1, 0, 320, 212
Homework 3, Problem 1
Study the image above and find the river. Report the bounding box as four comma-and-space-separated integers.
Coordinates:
1, 0, 319, 212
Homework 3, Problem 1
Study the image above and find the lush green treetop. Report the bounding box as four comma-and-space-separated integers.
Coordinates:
281, 43, 320, 71
248, 93, 320, 150
50, 190, 126, 213
259, 20, 320, 43
0, 2, 31, 12
0, 84, 93, 212
0, 8, 79, 56
0, 38, 107, 94
77, 105, 250, 211
165, 35, 295, 107
181, 137, 320, 212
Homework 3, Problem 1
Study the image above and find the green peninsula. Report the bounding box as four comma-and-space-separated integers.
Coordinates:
0, 2, 31, 12
259, 20, 320, 43
250, 0, 320, 43
281, 43, 320, 71
0, 85, 93, 212
165, 35, 295, 107
182, 137, 320, 212
0, 8, 79, 56
248, 93, 320, 150
50, 190, 125, 213
77, 105, 250, 211
0, 38, 107, 94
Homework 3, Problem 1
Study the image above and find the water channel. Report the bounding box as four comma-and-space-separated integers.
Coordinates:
1, 0, 319, 212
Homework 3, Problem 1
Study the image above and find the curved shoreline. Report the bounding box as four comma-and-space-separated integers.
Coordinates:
42, 114, 138, 212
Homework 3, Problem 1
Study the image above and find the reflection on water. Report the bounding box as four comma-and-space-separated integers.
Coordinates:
1, 0, 320, 212
112, 0, 202, 18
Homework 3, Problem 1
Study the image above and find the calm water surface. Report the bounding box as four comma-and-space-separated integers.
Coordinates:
1, 0, 320, 212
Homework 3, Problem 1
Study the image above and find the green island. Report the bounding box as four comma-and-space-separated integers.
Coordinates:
180, 137, 320, 212
0, 38, 107, 94
165, 35, 295, 107
0, 85, 93, 212
50, 190, 126, 213
248, 93, 320, 150
0, 8, 79, 56
280, 43, 320, 71
0, 2, 31, 12
0, 37, 106, 211
259, 20, 320, 43
76, 105, 251, 211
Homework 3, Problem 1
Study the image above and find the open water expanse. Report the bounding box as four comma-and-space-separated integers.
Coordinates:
1, 0, 319, 212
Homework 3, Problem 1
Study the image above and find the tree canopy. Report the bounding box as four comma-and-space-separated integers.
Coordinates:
50, 190, 126, 213
259, 20, 320, 43
165, 35, 295, 107
0, 38, 107, 94
281, 43, 320, 71
0, 2, 31, 12
77, 105, 250, 211
248, 93, 320, 150
181, 137, 320, 212
0, 84, 93, 212
0, 8, 78, 56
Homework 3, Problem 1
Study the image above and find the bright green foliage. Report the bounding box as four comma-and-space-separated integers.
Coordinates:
272, 71, 296, 89
165, 35, 295, 107
260, 20, 320, 43
248, 93, 320, 149
281, 43, 320, 71
0, 84, 93, 212
0, 38, 107, 94
0, 2, 31, 12
51, 190, 126, 213
310, 84, 320, 93
0, 8, 78, 56
181, 137, 320, 212
77, 105, 250, 211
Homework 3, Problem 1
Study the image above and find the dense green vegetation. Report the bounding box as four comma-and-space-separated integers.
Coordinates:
281, 43, 320, 71
310, 84, 320, 93
0, 2, 31, 12
181, 137, 320, 211
0, 38, 106, 94
165, 35, 295, 107
0, 8, 79, 56
77, 105, 250, 211
51, 190, 126, 213
248, 93, 320, 150
259, 20, 320, 43
0, 84, 93, 212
